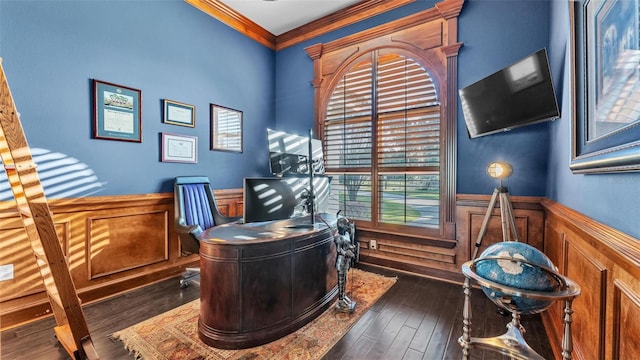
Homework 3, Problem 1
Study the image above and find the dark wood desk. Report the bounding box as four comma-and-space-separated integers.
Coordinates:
197, 214, 338, 349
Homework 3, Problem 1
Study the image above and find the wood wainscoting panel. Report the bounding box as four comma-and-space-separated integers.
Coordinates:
456, 194, 544, 259
212, 188, 243, 220
0, 219, 70, 302
543, 220, 565, 274
355, 227, 460, 282
467, 211, 532, 255
564, 240, 607, 360
358, 234, 456, 266
0, 189, 244, 330
541, 199, 640, 360
612, 279, 640, 359
87, 210, 169, 279
357, 194, 544, 282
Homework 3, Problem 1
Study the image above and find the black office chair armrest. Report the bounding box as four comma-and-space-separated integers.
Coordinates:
175, 219, 204, 237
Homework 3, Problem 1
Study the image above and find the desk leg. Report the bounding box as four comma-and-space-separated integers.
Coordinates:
561, 298, 575, 360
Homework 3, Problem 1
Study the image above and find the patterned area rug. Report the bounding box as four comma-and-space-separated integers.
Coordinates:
112, 269, 397, 360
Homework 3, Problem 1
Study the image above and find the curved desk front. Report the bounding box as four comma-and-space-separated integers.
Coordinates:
197, 214, 338, 349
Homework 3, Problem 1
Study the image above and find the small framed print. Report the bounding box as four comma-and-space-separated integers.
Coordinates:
93, 79, 142, 142
211, 104, 243, 153
163, 99, 195, 127
161, 132, 197, 163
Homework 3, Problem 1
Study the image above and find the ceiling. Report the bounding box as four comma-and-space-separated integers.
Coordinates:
217, 0, 362, 35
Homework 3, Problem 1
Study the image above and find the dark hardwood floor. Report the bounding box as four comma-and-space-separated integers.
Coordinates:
1, 266, 554, 360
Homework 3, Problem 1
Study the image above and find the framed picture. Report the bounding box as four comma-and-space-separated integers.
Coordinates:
161, 132, 197, 163
93, 79, 142, 142
570, 0, 640, 173
211, 104, 243, 153
163, 99, 195, 127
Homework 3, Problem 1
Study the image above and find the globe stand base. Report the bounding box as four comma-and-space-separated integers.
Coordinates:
460, 312, 545, 360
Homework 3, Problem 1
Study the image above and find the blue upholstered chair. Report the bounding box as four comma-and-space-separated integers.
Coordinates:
174, 176, 241, 287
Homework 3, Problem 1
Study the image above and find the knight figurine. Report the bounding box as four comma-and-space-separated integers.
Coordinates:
335, 215, 357, 313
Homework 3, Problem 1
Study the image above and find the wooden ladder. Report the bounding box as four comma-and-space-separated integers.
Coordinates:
0, 59, 99, 359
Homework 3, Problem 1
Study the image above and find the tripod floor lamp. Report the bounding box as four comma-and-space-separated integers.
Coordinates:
471, 161, 518, 260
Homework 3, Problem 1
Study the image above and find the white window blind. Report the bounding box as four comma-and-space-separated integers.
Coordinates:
324, 52, 441, 229
325, 58, 373, 169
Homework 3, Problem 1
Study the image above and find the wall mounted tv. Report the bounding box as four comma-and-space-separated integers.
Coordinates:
459, 48, 560, 138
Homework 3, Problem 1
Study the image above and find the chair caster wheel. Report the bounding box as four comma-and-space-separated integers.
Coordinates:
179, 279, 190, 288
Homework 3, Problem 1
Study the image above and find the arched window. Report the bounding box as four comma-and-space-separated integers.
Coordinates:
306, 0, 462, 239
324, 51, 441, 231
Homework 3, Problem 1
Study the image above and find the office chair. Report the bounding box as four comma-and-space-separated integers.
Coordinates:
174, 176, 241, 287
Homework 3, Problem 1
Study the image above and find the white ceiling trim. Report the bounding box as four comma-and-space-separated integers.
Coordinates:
217, 0, 362, 35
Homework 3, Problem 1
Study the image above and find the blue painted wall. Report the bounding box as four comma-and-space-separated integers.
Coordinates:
275, 0, 552, 198
2, 0, 637, 239
1, 0, 274, 196
547, 1, 640, 239
456, 1, 552, 197
274, 0, 639, 239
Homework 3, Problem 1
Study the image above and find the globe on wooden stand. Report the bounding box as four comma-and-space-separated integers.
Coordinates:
459, 162, 581, 360
476, 242, 558, 315
460, 242, 581, 359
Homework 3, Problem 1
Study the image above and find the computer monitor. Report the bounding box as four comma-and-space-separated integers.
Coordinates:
267, 129, 324, 176
243, 175, 331, 223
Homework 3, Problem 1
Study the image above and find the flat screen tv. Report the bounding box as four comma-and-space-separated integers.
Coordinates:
243, 175, 331, 223
459, 48, 560, 138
